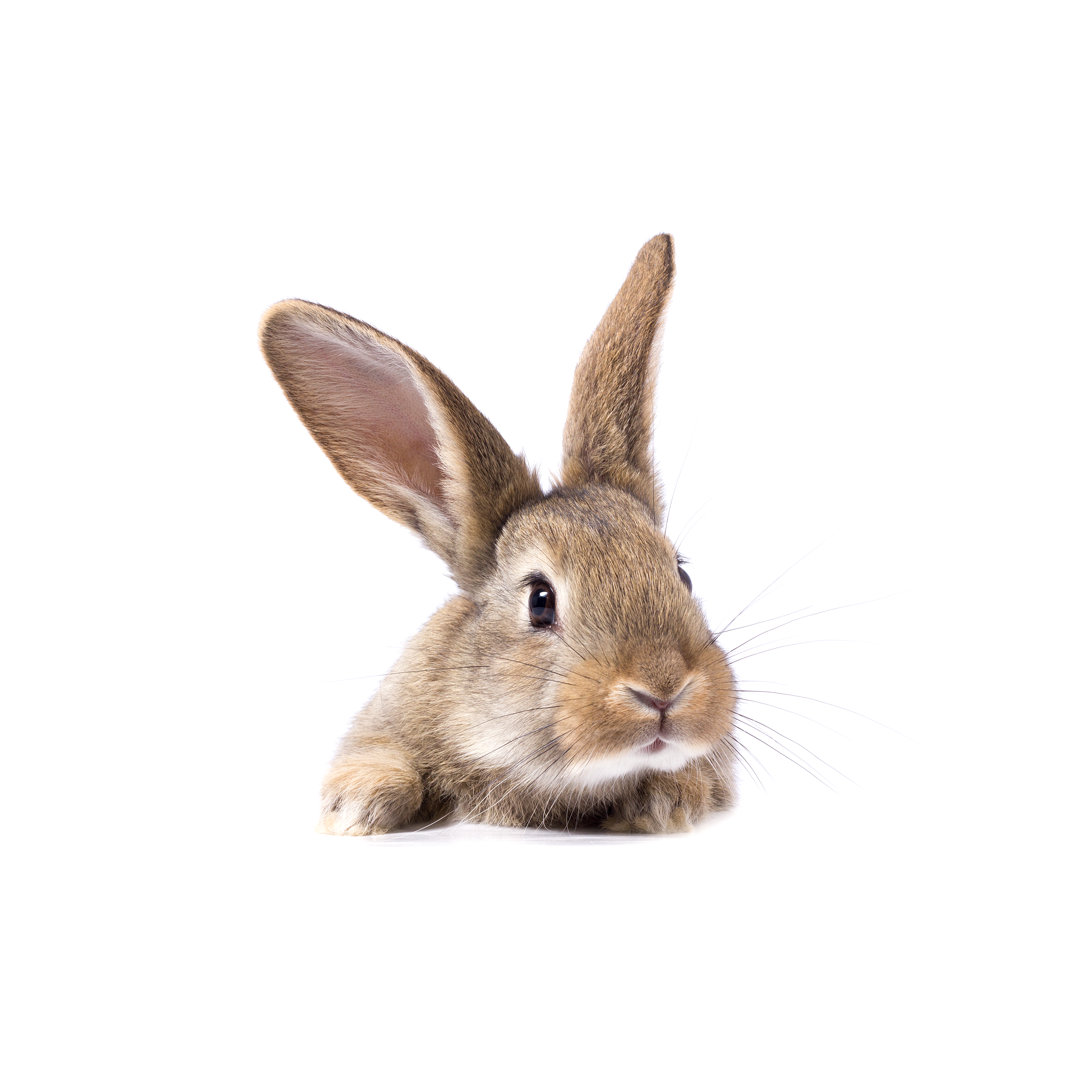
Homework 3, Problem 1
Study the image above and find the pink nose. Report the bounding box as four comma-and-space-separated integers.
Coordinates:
630, 689, 674, 714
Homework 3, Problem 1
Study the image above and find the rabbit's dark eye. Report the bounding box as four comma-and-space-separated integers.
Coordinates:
528, 581, 557, 628
678, 565, 693, 592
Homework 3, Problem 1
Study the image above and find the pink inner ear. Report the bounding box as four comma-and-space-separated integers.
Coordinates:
274, 310, 446, 505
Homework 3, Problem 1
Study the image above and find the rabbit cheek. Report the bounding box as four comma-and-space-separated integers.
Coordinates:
550, 679, 667, 785
670, 667, 737, 752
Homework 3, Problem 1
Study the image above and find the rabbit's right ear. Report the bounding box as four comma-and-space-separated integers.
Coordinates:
260, 300, 542, 591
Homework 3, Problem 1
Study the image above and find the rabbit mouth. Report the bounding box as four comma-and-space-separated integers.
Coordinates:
628, 735, 694, 771
560, 737, 696, 787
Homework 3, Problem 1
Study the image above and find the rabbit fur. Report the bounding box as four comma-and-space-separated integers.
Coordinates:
260, 235, 736, 833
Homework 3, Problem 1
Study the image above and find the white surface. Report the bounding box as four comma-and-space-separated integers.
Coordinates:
3, 3, 1077, 1077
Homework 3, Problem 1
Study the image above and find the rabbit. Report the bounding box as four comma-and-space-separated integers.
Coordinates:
260, 234, 736, 834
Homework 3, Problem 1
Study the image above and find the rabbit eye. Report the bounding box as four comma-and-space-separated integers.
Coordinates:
528, 581, 557, 628
678, 564, 693, 592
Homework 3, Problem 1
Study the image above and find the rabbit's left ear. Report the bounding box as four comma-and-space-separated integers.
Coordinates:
561, 234, 674, 522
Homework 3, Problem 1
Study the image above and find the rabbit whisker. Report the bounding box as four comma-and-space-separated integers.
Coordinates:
734, 693, 847, 737
734, 711, 849, 782
481, 733, 567, 807
503, 716, 600, 826
538, 760, 574, 826
329, 663, 497, 683
551, 630, 597, 670
736, 686, 893, 732
670, 502, 709, 555
725, 638, 853, 666
724, 598, 880, 656
718, 739, 762, 791
489, 654, 592, 685
732, 719, 834, 789
721, 605, 815, 635
465, 703, 563, 729
486, 671, 578, 689
471, 719, 565, 765
566, 606, 619, 668
407, 805, 459, 834
661, 443, 692, 535
718, 545, 823, 636
729, 732, 772, 782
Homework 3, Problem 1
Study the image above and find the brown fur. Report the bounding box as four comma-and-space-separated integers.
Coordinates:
561, 234, 673, 520
259, 301, 542, 592
260, 236, 736, 834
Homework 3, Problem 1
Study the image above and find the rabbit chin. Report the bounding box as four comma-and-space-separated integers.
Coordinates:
562, 739, 700, 789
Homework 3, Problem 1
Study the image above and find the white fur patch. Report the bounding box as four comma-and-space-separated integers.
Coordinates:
561, 739, 697, 789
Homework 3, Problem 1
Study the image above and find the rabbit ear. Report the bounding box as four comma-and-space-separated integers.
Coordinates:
260, 300, 542, 591
561, 234, 675, 522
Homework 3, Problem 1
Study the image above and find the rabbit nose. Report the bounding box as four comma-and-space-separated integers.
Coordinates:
629, 689, 675, 714
626, 679, 691, 716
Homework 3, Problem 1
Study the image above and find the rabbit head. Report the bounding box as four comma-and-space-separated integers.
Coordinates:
260, 236, 735, 831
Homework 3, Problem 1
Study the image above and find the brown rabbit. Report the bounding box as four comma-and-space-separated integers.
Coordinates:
260, 235, 736, 833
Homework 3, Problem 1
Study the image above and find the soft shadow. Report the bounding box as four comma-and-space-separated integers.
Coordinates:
351, 812, 730, 846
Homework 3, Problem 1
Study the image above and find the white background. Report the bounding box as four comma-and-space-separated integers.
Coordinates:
3, 2, 1077, 1077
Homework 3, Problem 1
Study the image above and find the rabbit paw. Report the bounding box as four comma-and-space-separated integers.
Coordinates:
319, 748, 424, 836
601, 767, 719, 834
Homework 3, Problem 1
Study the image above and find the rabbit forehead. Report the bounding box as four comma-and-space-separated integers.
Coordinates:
495, 485, 699, 642
498, 485, 675, 571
